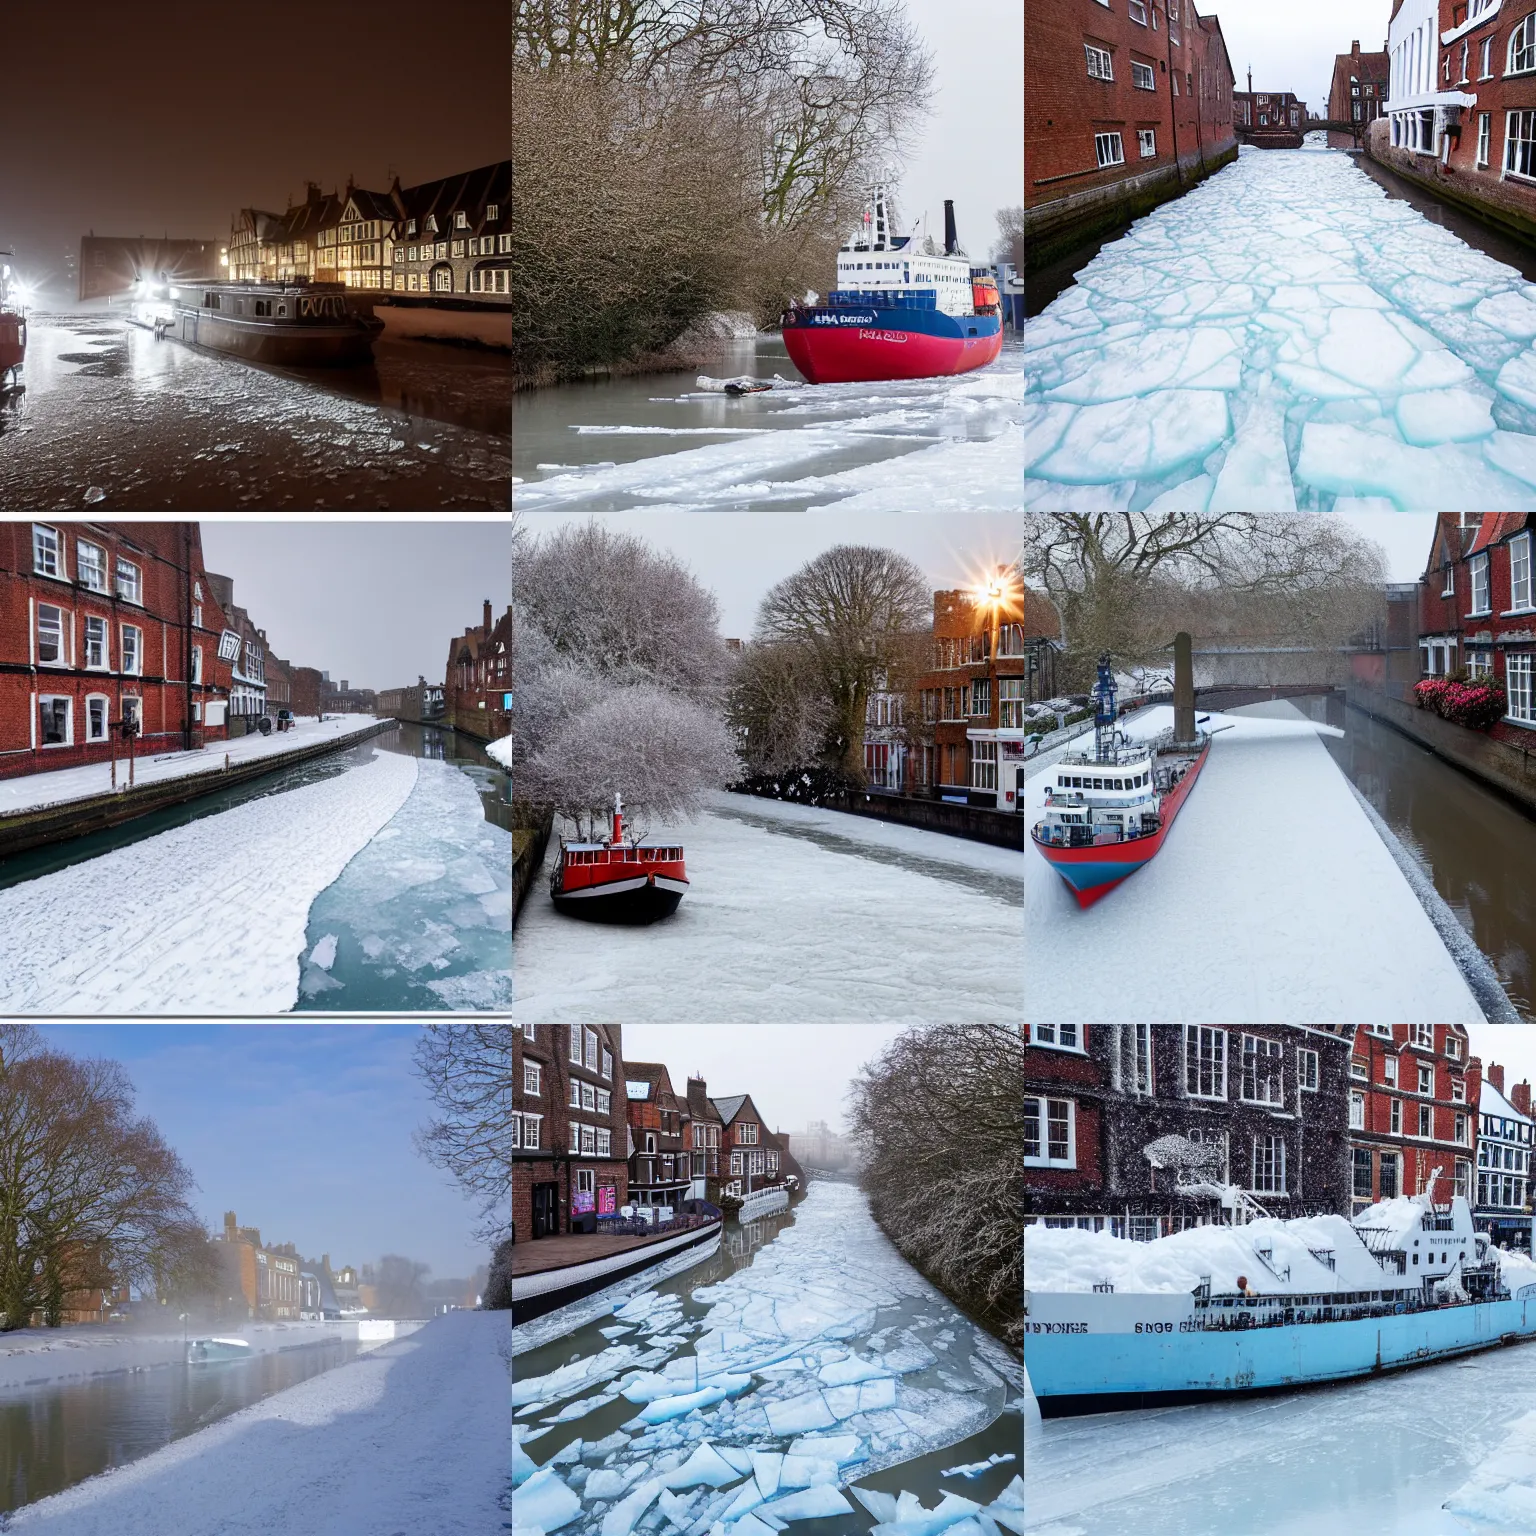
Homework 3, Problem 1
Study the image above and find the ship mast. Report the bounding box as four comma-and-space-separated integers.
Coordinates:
1092, 654, 1118, 763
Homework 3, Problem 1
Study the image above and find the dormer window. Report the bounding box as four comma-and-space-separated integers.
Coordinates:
486, 203, 500, 220
406, 218, 416, 236
426, 214, 438, 233
455, 211, 469, 229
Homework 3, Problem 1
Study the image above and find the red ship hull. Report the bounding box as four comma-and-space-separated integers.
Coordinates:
782, 307, 1003, 385
1031, 736, 1211, 909
0, 312, 24, 379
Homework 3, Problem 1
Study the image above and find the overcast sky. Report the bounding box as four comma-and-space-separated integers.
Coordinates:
1468, 1028, 1536, 1096
1215, 2, 1393, 121
898, 0, 1023, 260
622, 1024, 910, 1135
1331, 512, 1438, 581
38, 1025, 487, 1281
520, 512, 1021, 638
200, 519, 510, 693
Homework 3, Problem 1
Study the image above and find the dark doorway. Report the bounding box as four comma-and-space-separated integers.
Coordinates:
532, 1182, 559, 1238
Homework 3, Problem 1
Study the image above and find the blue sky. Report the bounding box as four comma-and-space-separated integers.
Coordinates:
37, 1024, 488, 1280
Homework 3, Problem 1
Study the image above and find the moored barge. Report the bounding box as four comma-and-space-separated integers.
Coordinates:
142, 278, 382, 366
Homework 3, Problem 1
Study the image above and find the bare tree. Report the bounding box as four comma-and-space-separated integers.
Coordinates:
992, 205, 1024, 270
415, 1024, 512, 1244
372, 1255, 432, 1318
0, 1024, 202, 1330
1024, 513, 1389, 689
754, 545, 931, 779
847, 1023, 1023, 1346
728, 638, 825, 776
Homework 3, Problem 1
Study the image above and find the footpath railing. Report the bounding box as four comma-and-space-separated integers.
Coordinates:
735, 1187, 790, 1223
594, 1209, 720, 1239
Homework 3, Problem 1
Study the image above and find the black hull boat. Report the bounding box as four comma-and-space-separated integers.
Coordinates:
139, 279, 382, 366
549, 795, 689, 925
550, 874, 687, 925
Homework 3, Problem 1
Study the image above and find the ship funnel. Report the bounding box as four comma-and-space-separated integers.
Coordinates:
943, 200, 958, 256
1173, 632, 1196, 745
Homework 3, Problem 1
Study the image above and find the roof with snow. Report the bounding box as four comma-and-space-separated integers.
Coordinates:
1481, 1078, 1532, 1125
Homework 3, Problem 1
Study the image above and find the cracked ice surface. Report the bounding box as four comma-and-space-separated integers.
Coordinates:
0, 750, 417, 1013
1025, 145, 1536, 511
297, 758, 511, 1011
511, 1182, 1016, 1535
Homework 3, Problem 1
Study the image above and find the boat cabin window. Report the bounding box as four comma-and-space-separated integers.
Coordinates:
277, 303, 287, 317
203, 292, 221, 309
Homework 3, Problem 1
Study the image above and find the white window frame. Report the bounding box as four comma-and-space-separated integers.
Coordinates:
1379, 1150, 1401, 1199
1419, 1102, 1434, 1140
114, 558, 143, 605
1509, 653, 1535, 723
1131, 60, 1155, 91
36, 603, 66, 667
1094, 131, 1125, 167
1442, 558, 1456, 597
1471, 552, 1491, 614
1418, 1062, 1435, 1096
1132, 1024, 1154, 1096
1240, 1035, 1284, 1106
1128, 0, 1147, 21
1512, 13, 1536, 74
32, 523, 62, 579
602, 1047, 613, 1080
597, 1129, 611, 1157
522, 1113, 541, 1151
83, 614, 108, 671
581, 1082, 595, 1112
1478, 110, 1493, 168
1350, 1091, 1365, 1130
121, 623, 142, 677
1390, 1098, 1403, 1135
76, 539, 106, 593
1298, 1047, 1319, 1092
523, 1061, 541, 1096
1025, 1096, 1076, 1169
1513, 533, 1534, 610
1251, 1134, 1287, 1195
1085, 43, 1114, 80
1185, 1025, 1227, 1100
569, 1025, 582, 1065
1384, 1054, 1399, 1086
37, 694, 72, 748
120, 695, 141, 732
585, 1028, 598, 1071
1482, 36, 1495, 79
84, 693, 110, 743
1137, 127, 1157, 157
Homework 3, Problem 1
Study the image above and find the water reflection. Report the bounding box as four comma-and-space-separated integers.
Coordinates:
0, 1339, 360, 1515
1302, 696, 1536, 1016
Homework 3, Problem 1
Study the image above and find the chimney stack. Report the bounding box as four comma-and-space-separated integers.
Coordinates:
224, 1211, 237, 1241
1491, 1062, 1506, 1094
1351, 39, 1360, 53
483, 598, 493, 633
943, 199, 958, 257
1173, 631, 1196, 745
1515, 1082, 1533, 1116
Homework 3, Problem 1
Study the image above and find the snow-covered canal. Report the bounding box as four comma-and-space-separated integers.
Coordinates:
1025, 145, 1536, 512
512, 792, 1022, 1022
512, 337, 1022, 514
1024, 1334, 1536, 1536
513, 1182, 1024, 1536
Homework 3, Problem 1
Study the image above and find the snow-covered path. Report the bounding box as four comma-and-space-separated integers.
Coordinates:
1025, 704, 1482, 1023
514, 357, 1022, 513
513, 1181, 1022, 1536
512, 792, 1023, 1022
7, 1312, 509, 1536
1023, 1333, 1536, 1536
1026, 145, 1536, 511
0, 749, 417, 1014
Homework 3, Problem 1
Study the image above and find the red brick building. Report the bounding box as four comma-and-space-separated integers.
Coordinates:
512, 1023, 629, 1242
686, 1077, 726, 1204
712, 1093, 791, 1199
1327, 40, 1390, 147
1417, 513, 1536, 744
1025, 1024, 1107, 1222
1347, 1024, 1479, 1211
1025, 0, 1236, 270
444, 600, 510, 743
0, 521, 235, 779
625, 1061, 693, 1210
1232, 87, 1308, 140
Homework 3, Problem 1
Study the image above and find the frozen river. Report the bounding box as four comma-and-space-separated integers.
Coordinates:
512, 792, 1023, 1022
512, 334, 1022, 513
513, 1181, 1024, 1536
1024, 1335, 1536, 1536
0, 315, 509, 509
1025, 144, 1536, 512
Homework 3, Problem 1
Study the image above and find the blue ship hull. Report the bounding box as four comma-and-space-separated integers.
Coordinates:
1025, 1293, 1536, 1416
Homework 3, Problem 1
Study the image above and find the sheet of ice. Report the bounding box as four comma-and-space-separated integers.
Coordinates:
485, 734, 511, 768
1026, 702, 1482, 1022
1444, 1410, 1536, 1532
0, 714, 384, 815
299, 757, 511, 1011
938, 1453, 1015, 1478
7, 1313, 509, 1536
514, 1466, 583, 1531
1025, 145, 1536, 510
0, 750, 417, 1013
758, 1485, 855, 1521
513, 790, 1021, 1022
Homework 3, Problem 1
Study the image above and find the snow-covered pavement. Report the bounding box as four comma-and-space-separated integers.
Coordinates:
1026, 145, 1536, 511
512, 791, 1022, 1022
7, 1312, 510, 1536
0, 749, 417, 1014
514, 356, 1023, 513
1023, 1334, 1536, 1536
513, 1181, 1022, 1536
0, 715, 383, 815
1025, 704, 1482, 1023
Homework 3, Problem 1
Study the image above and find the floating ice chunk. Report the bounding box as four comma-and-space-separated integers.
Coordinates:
1031, 392, 1230, 484
513, 1439, 538, 1486
939, 1453, 1017, 1478
1296, 423, 1527, 509
662, 1441, 746, 1490
615, 1291, 662, 1321
307, 933, 338, 969
639, 1378, 751, 1423
777, 1456, 839, 1489
601, 1475, 665, 1536
858, 1377, 897, 1411
721, 1516, 777, 1536
549, 1439, 583, 1466
598, 1326, 633, 1341
750, 1452, 784, 1499
1396, 387, 1495, 445
817, 1356, 890, 1387
584, 1468, 629, 1500
513, 1466, 582, 1532
1476, 289, 1536, 339
1316, 308, 1420, 390
865, 1489, 982, 1535
1495, 348, 1536, 411
1209, 392, 1294, 512
1041, 327, 1242, 405
787, 1435, 866, 1464
716, 1446, 756, 1475
758, 1486, 855, 1521
764, 1392, 837, 1435
851, 1487, 900, 1523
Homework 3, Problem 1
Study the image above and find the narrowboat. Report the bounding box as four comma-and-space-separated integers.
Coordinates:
1030, 657, 1211, 909
550, 795, 688, 924
0, 252, 25, 387
781, 187, 1003, 384
1025, 1190, 1536, 1417
148, 278, 382, 366
186, 1337, 254, 1365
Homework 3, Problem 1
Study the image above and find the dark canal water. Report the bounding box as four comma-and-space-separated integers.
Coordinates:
0, 1339, 362, 1516
1299, 695, 1536, 1018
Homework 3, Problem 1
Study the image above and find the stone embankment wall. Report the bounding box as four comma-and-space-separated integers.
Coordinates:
1348, 683, 1536, 812
1365, 118, 1536, 245
513, 815, 553, 925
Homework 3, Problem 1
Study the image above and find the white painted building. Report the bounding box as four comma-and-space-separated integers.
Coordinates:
1386, 0, 1481, 157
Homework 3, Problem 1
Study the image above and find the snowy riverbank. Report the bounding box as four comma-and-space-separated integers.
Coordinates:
0, 1320, 419, 1393
6, 1312, 509, 1536
1026, 703, 1483, 1022
0, 749, 418, 1013
0, 715, 383, 816
512, 790, 1022, 1022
